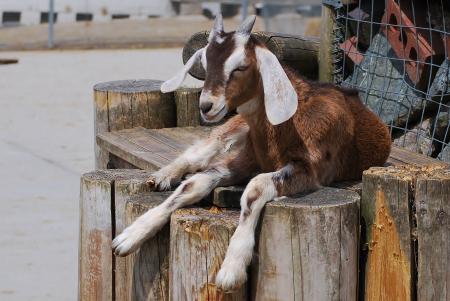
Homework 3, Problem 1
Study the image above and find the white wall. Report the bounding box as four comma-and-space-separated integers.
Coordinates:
0, 0, 175, 25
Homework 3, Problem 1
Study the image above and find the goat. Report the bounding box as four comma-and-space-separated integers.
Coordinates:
112, 14, 391, 290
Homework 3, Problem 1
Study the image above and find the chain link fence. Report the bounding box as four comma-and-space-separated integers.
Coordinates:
331, 0, 450, 162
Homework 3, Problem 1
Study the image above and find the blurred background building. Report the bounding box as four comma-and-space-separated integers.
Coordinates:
0, 0, 321, 50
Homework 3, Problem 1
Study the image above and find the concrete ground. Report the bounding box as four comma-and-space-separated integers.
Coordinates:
0, 16, 264, 51
0, 49, 200, 301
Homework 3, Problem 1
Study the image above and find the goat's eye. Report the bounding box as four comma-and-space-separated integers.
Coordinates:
233, 65, 249, 73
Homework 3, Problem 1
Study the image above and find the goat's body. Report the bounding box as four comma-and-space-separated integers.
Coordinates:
236, 70, 391, 193
113, 15, 392, 291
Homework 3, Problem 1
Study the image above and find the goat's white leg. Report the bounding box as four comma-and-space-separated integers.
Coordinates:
215, 164, 319, 290
148, 116, 248, 191
113, 148, 255, 257
114, 171, 222, 256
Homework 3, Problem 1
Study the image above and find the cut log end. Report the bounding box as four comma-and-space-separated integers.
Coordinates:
93, 79, 163, 93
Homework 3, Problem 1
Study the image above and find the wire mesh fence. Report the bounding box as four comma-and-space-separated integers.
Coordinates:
332, 0, 450, 162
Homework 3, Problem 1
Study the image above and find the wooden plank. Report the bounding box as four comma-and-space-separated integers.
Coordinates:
0, 58, 18, 64
390, 145, 449, 167
415, 169, 450, 301
97, 126, 446, 173
170, 207, 247, 301
251, 187, 360, 301
96, 132, 160, 170
96, 127, 211, 170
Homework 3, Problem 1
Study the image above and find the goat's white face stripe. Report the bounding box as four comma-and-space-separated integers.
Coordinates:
222, 33, 248, 82
201, 45, 208, 70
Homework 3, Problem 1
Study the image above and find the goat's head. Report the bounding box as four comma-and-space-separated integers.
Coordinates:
161, 14, 298, 125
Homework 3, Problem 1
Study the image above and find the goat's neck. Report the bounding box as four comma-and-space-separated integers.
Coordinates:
237, 96, 273, 136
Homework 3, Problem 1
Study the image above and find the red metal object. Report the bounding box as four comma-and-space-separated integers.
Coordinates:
382, 0, 445, 88
341, 36, 364, 65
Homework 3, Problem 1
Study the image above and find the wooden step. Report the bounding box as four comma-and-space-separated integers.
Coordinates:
97, 126, 448, 171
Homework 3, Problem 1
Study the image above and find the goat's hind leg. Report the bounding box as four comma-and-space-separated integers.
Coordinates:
216, 163, 319, 290
113, 144, 255, 257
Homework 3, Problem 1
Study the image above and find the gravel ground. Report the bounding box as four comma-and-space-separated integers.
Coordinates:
0, 49, 201, 301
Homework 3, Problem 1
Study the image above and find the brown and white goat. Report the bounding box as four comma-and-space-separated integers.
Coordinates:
112, 15, 391, 290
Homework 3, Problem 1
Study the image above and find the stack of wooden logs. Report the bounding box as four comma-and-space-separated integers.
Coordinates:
80, 75, 449, 300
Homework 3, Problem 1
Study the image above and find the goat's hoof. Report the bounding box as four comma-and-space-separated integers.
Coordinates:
112, 227, 144, 257
146, 176, 157, 190
146, 174, 171, 191
215, 264, 247, 291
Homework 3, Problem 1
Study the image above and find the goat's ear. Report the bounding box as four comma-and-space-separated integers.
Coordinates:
255, 46, 298, 125
208, 13, 223, 42
160, 48, 204, 93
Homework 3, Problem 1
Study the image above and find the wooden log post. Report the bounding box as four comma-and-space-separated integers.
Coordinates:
175, 87, 202, 127
361, 165, 450, 301
170, 207, 247, 301
250, 187, 360, 300
79, 169, 152, 301
93, 80, 176, 169
183, 31, 319, 81
121, 192, 172, 301
415, 169, 449, 301
114, 173, 163, 301
361, 167, 416, 300
319, 4, 337, 83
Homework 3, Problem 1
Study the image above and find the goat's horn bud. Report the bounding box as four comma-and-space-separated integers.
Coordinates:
237, 15, 256, 36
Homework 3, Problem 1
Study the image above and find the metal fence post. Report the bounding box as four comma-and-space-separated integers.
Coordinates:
48, 0, 54, 48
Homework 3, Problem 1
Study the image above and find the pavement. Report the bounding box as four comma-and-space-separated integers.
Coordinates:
0, 48, 201, 301
0, 16, 264, 51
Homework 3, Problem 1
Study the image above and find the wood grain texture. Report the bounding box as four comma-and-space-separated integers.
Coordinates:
319, 5, 336, 83
123, 192, 173, 301
415, 169, 450, 301
79, 169, 151, 301
94, 90, 110, 169
175, 87, 202, 127
96, 126, 445, 173
183, 31, 319, 80
114, 171, 155, 301
361, 167, 415, 301
93, 79, 177, 168
170, 207, 247, 301
251, 187, 360, 301
97, 126, 211, 170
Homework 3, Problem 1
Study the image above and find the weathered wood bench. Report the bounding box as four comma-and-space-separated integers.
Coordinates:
79, 33, 449, 301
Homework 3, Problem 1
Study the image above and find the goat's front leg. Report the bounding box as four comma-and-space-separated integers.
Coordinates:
215, 163, 319, 290
147, 115, 248, 191
113, 145, 256, 257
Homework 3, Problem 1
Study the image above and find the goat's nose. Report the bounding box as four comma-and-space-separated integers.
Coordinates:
200, 102, 213, 114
